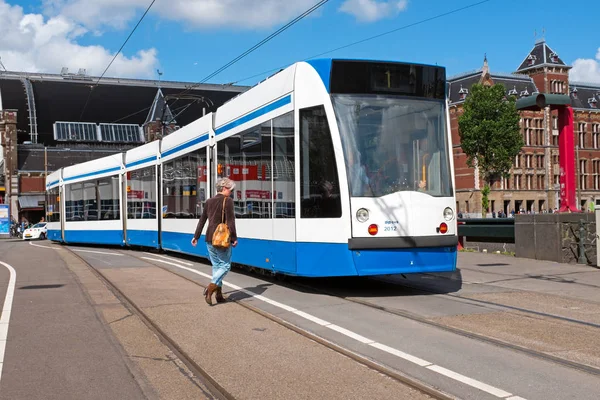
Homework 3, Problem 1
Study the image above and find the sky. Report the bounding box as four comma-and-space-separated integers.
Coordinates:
0, 0, 599, 87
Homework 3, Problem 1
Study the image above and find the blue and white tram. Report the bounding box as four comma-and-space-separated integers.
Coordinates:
46, 58, 458, 277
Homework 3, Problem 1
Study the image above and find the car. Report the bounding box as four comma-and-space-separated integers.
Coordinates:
23, 223, 47, 240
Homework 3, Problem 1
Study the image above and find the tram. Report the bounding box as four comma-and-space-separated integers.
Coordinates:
45, 58, 458, 277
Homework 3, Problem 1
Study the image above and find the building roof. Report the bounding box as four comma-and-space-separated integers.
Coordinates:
515, 39, 570, 73
0, 70, 248, 146
448, 70, 538, 105
569, 82, 600, 111
17, 145, 132, 172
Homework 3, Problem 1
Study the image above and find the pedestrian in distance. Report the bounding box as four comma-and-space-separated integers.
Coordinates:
191, 178, 238, 305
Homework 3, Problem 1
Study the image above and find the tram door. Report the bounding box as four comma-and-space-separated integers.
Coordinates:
60, 185, 65, 241
271, 112, 296, 273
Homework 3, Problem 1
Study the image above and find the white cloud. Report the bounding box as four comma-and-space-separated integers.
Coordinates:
0, 0, 158, 78
339, 0, 408, 22
43, 0, 331, 30
570, 47, 600, 84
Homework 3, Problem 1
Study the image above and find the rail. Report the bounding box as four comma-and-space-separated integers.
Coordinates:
457, 218, 515, 244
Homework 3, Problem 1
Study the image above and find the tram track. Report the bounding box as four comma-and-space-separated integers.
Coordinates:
122, 247, 600, 378
284, 277, 600, 377
64, 247, 236, 400
116, 249, 456, 400
377, 273, 600, 329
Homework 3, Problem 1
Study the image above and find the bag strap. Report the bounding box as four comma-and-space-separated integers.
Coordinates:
221, 196, 227, 224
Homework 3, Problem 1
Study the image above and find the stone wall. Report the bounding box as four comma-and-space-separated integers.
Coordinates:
515, 213, 598, 266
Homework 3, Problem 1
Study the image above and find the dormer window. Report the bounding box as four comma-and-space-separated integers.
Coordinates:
527, 55, 537, 66
459, 85, 469, 100
589, 97, 598, 109
508, 86, 518, 96
571, 87, 578, 99
520, 88, 530, 97
549, 52, 560, 63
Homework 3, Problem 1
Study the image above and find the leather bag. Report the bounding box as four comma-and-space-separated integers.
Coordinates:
212, 197, 230, 248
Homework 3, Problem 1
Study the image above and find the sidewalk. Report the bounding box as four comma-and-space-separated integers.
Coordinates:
61, 250, 431, 400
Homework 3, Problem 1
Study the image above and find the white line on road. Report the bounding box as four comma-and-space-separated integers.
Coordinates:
144, 253, 193, 266
70, 249, 124, 256
0, 261, 17, 382
29, 242, 57, 250
140, 256, 526, 400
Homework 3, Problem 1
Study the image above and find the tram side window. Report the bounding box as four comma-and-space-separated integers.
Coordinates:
163, 150, 207, 219
217, 122, 273, 219
46, 188, 60, 223
127, 166, 156, 219
273, 112, 295, 218
300, 106, 342, 218
65, 183, 83, 221
98, 176, 120, 220
83, 181, 98, 220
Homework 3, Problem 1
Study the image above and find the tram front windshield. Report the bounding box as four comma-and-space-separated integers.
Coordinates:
332, 95, 452, 198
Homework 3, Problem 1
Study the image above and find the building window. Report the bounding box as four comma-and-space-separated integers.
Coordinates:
525, 154, 532, 168
580, 159, 587, 190
551, 80, 564, 94
536, 175, 545, 190
578, 123, 586, 148
526, 175, 532, 190
515, 175, 521, 190
523, 118, 532, 145
535, 118, 544, 145
593, 124, 600, 149
593, 160, 600, 190
514, 155, 521, 168
536, 154, 545, 169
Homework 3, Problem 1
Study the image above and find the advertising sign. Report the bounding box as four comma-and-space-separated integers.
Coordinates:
0, 204, 9, 236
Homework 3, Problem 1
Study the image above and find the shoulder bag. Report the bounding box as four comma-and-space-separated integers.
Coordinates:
212, 197, 231, 248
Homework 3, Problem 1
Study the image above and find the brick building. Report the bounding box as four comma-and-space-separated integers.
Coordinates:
449, 39, 600, 216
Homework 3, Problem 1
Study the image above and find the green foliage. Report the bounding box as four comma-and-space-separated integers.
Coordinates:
458, 84, 523, 215
458, 84, 523, 183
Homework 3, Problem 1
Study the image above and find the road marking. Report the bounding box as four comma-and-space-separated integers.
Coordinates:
29, 242, 57, 250
140, 256, 526, 399
144, 253, 193, 266
71, 249, 124, 256
0, 261, 17, 382
426, 365, 512, 398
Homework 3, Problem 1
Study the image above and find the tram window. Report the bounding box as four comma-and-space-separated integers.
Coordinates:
45, 188, 60, 223
162, 150, 207, 219
300, 106, 342, 218
97, 176, 120, 220
83, 181, 98, 220
217, 122, 272, 219
127, 166, 156, 219
65, 183, 83, 221
273, 112, 295, 218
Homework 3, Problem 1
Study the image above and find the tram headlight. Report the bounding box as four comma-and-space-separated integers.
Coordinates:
356, 208, 369, 223
443, 207, 454, 221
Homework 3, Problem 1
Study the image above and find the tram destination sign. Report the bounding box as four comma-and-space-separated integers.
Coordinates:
329, 60, 446, 100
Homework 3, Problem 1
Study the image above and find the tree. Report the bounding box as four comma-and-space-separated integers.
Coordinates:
458, 83, 523, 217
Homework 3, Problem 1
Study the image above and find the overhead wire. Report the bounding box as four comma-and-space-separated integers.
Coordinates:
230, 0, 493, 85
168, 0, 329, 105
79, 0, 157, 121
115, 0, 330, 127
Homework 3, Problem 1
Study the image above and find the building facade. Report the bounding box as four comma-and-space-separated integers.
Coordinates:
449, 39, 600, 215
0, 69, 247, 223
